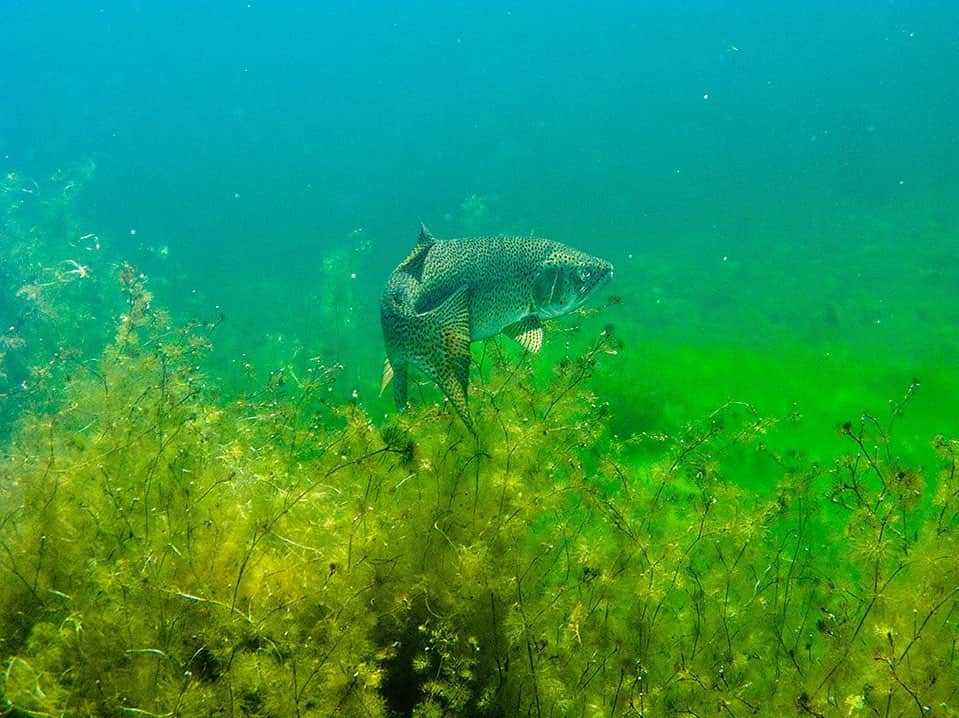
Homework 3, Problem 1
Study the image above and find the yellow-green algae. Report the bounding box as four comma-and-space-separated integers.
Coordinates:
1, 168, 957, 716
0, 268, 957, 717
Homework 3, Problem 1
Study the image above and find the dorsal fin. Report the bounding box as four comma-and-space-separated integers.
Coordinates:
396, 223, 437, 281
417, 222, 435, 249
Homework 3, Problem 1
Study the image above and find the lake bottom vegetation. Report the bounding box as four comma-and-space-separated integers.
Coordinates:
1, 169, 957, 716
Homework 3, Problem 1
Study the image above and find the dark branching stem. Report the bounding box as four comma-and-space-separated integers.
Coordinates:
542, 330, 612, 421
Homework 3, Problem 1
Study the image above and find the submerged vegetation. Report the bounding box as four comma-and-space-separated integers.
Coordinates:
1, 170, 957, 716
0, 163, 113, 437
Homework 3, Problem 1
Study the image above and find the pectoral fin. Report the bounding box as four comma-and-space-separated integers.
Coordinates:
504, 315, 543, 353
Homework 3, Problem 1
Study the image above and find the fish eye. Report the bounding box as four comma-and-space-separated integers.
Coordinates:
577, 268, 592, 282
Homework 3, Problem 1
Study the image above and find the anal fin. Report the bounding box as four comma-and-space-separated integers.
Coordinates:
382, 358, 410, 413
380, 357, 394, 395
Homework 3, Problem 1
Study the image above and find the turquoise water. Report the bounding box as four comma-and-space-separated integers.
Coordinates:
2, 2, 958, 715
4, 3, 956, 417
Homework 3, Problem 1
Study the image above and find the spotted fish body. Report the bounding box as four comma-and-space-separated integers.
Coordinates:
381, 225, 613, 430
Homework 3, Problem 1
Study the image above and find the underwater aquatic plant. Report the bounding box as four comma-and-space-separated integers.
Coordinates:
0, 232, 956, 715
0, 162, 112, 438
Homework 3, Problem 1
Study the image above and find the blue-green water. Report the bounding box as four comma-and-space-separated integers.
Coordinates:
4, 2, 957, 410
5, 1, 957, 461
2, 2, 958, 715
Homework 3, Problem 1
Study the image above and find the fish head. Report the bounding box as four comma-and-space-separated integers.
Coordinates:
532, 246, 613, 319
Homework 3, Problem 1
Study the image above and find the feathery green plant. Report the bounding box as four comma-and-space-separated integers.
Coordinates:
1, 174, 957, 715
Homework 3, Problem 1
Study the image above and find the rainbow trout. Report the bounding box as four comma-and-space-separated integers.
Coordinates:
380, 225, 612, 431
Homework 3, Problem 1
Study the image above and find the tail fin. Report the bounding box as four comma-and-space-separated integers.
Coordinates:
420, 286, 474, 432
392, 360, 409, 411
383, 285, 474, 432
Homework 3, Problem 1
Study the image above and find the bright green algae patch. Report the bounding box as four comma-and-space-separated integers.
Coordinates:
1, 273, 958, 716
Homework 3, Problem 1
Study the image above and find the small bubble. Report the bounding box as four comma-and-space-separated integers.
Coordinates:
129, 228, 137, 236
